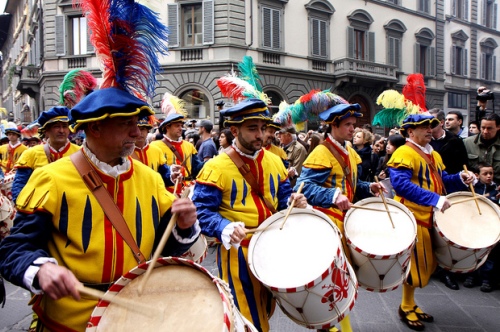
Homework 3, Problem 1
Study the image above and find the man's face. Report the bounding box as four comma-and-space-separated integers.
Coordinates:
477, 167, 494, 185
332, 117, 356, 142
166, 122, 184, 140
445, 114, 461, 131
7, 132, 19, 144
97, 115, 141, 158
136, 127, 149, 147
231, 119, 266, 154
408, 123, 433, 146
469, 123, 479, 135
263, 127, 276, 146
431, 119, 444, 138
279, 132, 293, 145
480, 119, 498, 140
45, 122, 70, 146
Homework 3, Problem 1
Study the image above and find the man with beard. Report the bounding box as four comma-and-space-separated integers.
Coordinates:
12, 106, 81, 202
191, 98, 307, 332
262, 121, 288, 167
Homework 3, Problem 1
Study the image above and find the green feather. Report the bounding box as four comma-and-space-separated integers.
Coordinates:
238, 56, 262, 93
372, 108, 407, 128
58, 69, 83, 105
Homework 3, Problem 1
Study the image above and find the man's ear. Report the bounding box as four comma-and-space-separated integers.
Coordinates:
230, 125, 238, 138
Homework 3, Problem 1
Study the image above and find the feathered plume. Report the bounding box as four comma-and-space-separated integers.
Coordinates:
402, 73, 427, 113
21, 121, 40, 138
161, 92, 188, 117
273, 101, 293, 129
238, 56, 263, 93
77, 0, 169, 100
59, 69, 97, 108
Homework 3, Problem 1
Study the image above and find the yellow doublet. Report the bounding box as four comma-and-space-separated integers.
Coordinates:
150, 139, 197, 172
132, 144, 167, 171
15, 143, 80, 170
387, 145, 445, 227
16, 157, 175, 331
264, 144, 287, 162
0, 143, 28, 172
197, 150, 288, 227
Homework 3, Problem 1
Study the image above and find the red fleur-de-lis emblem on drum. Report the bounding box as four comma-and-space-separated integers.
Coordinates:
321, 251, 349, 311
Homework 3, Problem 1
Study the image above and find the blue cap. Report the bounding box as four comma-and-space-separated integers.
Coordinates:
159, 113, 185, 133
400, 114, 440, 133
319, 103, 362, 124
69, 88, 154, 132
138, 116, 155, 129
267, 121, 282, 131
4, 128, 21, 136
37, 106, 70, 131
221, 98, 270, 125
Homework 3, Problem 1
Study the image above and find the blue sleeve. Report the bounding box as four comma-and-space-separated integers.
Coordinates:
156, 209, 199, 257
191, 183, 231, 240
158, 164, 173, 187
190, 154, 204, 179
355, 178, 372, 199
0, 211, 52, 288
389, 167, 440, 207
295, 167, 336, 208
12, 168, 33, 203
442, 171, 468, 193
277, 178, 293, 210
0, 168, 4, 182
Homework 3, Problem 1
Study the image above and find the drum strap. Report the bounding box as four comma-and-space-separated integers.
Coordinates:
226, 148, 277, 214
43, 143, 55, 164
70, 150, 146, 264
322, 141, 354, 191
405, 142, 447, 195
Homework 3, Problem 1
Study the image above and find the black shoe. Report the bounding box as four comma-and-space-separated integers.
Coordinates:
440, 274, 459, 290
480, 282, 492, 293
463, 276, 476, 288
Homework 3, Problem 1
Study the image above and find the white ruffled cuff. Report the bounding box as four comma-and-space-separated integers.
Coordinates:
434, 196, 447, 212
172, 220, 201, 244
221, 222, 245, 250
331, 188, 341, 205
24, 257, 58, 294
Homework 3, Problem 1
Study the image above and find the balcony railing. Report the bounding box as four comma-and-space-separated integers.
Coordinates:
263, 52, 281, 65
68, 57, 87, 69
181, 49, 203, 61
312, 60, 327, 71
16, 65, 40, 98
333, 58, 397, 80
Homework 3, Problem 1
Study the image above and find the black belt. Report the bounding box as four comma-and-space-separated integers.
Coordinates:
83, 282, 113, 292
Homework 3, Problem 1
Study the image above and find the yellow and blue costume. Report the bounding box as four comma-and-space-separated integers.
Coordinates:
132, 143, 173, 187
0, 142, 28, 173
193, 147, 291, 332
264, 143, 288, 167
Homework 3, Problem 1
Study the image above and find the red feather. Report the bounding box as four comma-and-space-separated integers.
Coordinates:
402, 73, 427, 112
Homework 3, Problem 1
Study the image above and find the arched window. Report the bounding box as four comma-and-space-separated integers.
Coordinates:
347, 9, 374, 62
384, 20, 406, 70
178, 88, 212, 120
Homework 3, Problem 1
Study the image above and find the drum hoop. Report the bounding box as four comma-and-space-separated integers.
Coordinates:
433, 192, 500, 249
249, 209, 344, 292
346, 237, 416, 260
87, 257, 234, 331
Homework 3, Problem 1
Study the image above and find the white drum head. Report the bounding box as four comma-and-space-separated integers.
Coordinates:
435, 192, 500, 249
248, 209, 341, 289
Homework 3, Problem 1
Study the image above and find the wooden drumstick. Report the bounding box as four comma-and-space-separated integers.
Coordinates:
77, 285, 160, 317
173, 178, 180, 198
245, 228, 263, 235
450, 195, 487, 206
463, 165, 481, 215
138, 189, 191, 295
349, 204, 399, 214
280, 182, 305, 230
374, 176, 395, 228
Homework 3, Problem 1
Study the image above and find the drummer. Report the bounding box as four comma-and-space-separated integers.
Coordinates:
191, 98, 307, 332
387, 114, 475, 331
0, 125, 28, 174
295, 102, 385, 332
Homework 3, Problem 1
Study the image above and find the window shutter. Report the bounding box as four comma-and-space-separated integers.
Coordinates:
203, 0, 214, 45
347, 26, 354, 58
451, 46, 456, 74
414, 43, 421, 73
272, 9, 280, 49
494, 4, 498, 29
464, 0, 469, 20
482, 1, 487, 25
388, 37, 394, 65
395, 38, 401, 69
367, 32, 375, 62
452, 0, 457, 16
428, 46, 435, 76
55, 15, 65, 56
320, 20, 327, 57
493, 55, 497, 80
167, 4, 179, 47
481, 53, 486, 79
86, 18, 94, 55
312, 19, 319, 56
463, 48, 468, 76
263, 8, 271, 48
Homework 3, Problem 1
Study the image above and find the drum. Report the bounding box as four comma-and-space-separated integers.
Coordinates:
86, 257, 255, 332
248, 209, 358, 330
433, 192, 500, 273
344, 198, 417, 292
1, 171, 15, 201
180, 234, 208, 264
0, 194, 15, 240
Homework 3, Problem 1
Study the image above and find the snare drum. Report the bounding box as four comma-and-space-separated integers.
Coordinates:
433, 192, 500, 273
344, 198, 417, 292
248, 209, 358, 330
0, 194, 15, 240
180, 234, 208, 264
1, 171, 15, 201
86, 257, 253, 332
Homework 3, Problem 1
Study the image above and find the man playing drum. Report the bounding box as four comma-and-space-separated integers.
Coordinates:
387, 114, 475, 331
12, 106, 81, 203
295, 103, 385, 332
0, 125, 28, 174
192, 98, 307, 332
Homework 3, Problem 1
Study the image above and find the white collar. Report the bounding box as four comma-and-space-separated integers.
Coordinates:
407, 138, 434, 154
48, 139, 70, 152
232, 141, 261, 160
83, 143, 130, 178
9, 141, 21, 148
328, 134, 348, 154
163, 134, 182, 143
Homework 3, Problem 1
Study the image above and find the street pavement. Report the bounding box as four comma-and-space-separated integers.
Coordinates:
1, 246, 499, 331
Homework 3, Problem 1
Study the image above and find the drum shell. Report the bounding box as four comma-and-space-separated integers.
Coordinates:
180, 234, 208, 264
248, 209, 358, 329
0, 194, 15, 240
1, 171, 15, 201
344, 198, 417, 292
433, 192, 500, 273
